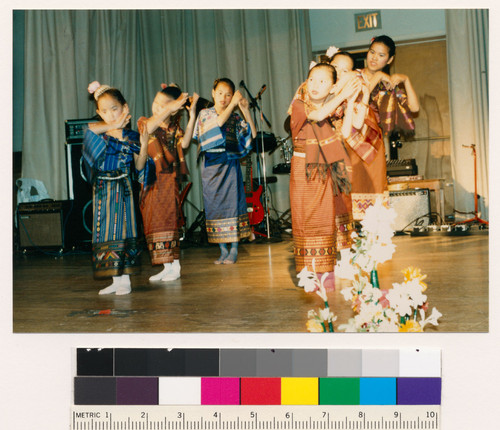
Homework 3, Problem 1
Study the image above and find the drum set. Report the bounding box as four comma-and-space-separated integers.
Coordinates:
250, 131, 292, 174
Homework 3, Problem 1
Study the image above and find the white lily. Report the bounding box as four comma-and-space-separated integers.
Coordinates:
419, 307, 442, 329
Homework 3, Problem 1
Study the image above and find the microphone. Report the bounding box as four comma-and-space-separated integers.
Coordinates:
239, 80, 245, 87
256, 84, 267, 99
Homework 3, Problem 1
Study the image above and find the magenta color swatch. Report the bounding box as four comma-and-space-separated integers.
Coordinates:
201, 378, 240, 405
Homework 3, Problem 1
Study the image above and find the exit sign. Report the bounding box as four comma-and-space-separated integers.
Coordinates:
355, 11, 382, 32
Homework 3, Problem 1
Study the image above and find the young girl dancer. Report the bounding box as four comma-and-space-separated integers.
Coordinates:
137, 84, 198, 282
83, 82, 151, 295
193, 78, 257, 264
329, 50, 385, 222
289, 64, 360, 280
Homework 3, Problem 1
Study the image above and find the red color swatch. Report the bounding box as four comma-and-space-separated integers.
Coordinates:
240, 378, 281, 405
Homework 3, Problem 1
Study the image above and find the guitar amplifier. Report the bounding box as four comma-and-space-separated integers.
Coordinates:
389, 189, 431, 232
65, 118, 99, 144
386, 158, 418, 177
17, 201, 65, 249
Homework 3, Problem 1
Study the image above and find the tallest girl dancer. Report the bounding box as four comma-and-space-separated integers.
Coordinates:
193, 78, 257, 265
333, 35, 419, 222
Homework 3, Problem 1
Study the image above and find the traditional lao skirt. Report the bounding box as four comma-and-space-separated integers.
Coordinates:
290, 155, 353, 274
289, 99, 353, 274
92, 170, 141, 278
345, 106, 389, 220
138, 119, 185, 265
201, 151, 251, 243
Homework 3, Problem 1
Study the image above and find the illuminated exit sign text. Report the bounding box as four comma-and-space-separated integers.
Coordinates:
355, 11, 382, 32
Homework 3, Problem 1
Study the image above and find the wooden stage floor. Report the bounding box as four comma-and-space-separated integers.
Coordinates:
12, 232, 488, 333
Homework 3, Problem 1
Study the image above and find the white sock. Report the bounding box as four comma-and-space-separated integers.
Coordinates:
98, 276, 121, 295
116, 274, 131, 295
149, 263, 172, 281
161, 260, 181, 281
172, 260, 181, 273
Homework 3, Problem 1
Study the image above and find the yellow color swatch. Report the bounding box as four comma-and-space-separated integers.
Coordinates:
281, 378, 319, 405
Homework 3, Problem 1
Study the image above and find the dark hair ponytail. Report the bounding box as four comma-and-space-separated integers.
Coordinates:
370, 35, 396, 58
89, 87, 127, 108
160, 85, 182, 100
213, 78, 235, 93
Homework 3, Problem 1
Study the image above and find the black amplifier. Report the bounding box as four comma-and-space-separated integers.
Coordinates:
65, 118, 99, 144
17, 201, 65, 249
386, 158, 418, 177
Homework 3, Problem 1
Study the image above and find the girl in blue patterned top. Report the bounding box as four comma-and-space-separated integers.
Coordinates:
83, 81, 151, 295
193, 78, 257, 264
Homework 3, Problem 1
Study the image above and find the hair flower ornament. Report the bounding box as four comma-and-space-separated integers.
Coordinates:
87, 81, 101, 94
326, 45, 339, 58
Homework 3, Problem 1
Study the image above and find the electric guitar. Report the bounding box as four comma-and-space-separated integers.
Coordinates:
244, 156, 264, 226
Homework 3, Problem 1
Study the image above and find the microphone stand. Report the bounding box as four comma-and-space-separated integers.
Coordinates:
239, 81, 274, 240
240, 81, 272, 129
255, 90, 271, 239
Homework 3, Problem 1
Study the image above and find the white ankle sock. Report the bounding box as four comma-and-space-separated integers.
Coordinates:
161, 260, 181, 281
116, 275, 131, 295
149, 263, 172, 281
98, 276, 121, 295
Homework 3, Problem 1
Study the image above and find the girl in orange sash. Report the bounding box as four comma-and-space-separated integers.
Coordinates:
137, 85, 198, 282
289, 64, 360, 285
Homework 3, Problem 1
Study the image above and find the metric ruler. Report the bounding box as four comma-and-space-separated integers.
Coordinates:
71, 405, 440, 429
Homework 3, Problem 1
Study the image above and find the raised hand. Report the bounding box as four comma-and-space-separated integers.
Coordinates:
170, 92, 189, 113
115, 104, 131, 129
390, 73, 408, 87
231, 90, 244, 107
238, 97, 250, 112
139, 124, 149, 148
189, 93, 200, 118
339, 76, 361, 101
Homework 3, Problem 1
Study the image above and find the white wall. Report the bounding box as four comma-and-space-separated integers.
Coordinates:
309, 9, 446, 52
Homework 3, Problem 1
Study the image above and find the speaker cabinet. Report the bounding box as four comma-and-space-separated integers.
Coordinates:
65, 142, 93, 248
17, 202, 64, 249
389, 189, 431, 232
65, 142, 92, 203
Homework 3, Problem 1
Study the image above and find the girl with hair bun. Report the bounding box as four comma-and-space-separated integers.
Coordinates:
137, 84, 198, 282
83, 81, 152, 295
289, 63, 360, 287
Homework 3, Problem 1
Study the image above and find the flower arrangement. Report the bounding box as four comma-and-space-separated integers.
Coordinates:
302, 198, 442, 332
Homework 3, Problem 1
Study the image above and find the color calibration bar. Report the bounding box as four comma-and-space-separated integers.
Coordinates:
75, 348, 441, 407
